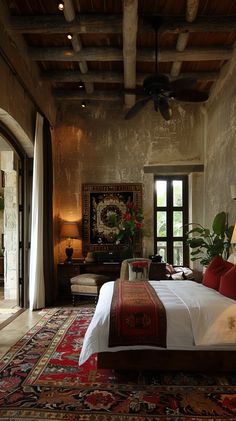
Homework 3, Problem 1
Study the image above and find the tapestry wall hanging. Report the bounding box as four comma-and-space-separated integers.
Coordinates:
82, 183, 142, 255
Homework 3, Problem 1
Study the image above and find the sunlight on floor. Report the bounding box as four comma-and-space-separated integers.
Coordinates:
0, 286, 21, 325
0, 308, 45, 358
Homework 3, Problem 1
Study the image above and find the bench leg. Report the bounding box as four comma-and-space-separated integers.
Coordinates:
72, 294, 76, 306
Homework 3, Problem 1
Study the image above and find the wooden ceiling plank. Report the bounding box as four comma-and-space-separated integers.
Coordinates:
64, 0, 93, 94
158, 18, 236, 34
28, 46, 232, 62
42, 69, 218, 84
8, 15, 236, 34
43, 70, 124, 83
123, 0, 138, 107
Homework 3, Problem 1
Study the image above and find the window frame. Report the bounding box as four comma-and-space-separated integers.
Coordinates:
154, 175, 189, 266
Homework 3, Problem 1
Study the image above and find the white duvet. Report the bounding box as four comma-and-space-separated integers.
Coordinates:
79, 280, 236, 365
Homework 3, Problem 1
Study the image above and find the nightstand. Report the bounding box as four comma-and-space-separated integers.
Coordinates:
57, 262, 82, 298
149, 262, 167, 280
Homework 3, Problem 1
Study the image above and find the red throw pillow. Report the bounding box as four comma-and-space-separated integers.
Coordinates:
219, 265, 236, 299
203, 256, 233, 290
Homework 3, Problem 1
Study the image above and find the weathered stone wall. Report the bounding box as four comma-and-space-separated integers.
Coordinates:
53, 101, 205, 261
1, 151, 18, 300
204, 45, 236, 229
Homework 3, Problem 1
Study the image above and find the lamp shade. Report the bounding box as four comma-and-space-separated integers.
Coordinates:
231, 223, 236, 244
230, 185, 236, 200
61, 222, 79, 239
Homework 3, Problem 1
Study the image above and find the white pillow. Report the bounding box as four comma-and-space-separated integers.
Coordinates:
174, 267, 193, 279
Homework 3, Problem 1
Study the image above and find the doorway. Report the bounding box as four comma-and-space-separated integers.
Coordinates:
0, 130, 26, 326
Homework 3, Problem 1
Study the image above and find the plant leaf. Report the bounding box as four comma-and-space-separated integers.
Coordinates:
212, 211, 226, 236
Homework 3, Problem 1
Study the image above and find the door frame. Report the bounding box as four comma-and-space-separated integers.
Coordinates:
0, 122, 32, 308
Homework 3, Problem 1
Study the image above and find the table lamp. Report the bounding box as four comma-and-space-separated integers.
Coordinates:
61, 221, 79, 263
230, 223, 236, 264
231, 223, 236, 244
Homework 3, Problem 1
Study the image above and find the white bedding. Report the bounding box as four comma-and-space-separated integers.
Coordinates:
79, 280, 236, 365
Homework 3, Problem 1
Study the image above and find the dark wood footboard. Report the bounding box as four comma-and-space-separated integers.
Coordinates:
97, 350, 236, 371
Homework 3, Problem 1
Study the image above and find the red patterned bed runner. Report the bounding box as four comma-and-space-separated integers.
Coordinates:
109, 279, 167, 347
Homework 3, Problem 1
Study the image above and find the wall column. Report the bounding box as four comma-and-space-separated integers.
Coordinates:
1, 151, 18, 300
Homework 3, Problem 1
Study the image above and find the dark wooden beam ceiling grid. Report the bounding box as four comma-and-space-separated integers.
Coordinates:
3, 0, 236, 108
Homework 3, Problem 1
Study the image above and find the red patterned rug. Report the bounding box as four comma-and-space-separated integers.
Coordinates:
0, 307, 236, 420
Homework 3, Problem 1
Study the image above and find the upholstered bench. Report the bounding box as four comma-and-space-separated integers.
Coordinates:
70, 273, 111, 306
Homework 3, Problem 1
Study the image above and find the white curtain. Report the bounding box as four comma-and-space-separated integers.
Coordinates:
29, 113, 45, 310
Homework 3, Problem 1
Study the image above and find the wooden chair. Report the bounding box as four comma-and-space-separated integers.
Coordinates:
120, 258, 152, 280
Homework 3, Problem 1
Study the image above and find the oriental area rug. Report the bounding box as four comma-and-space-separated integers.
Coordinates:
0, 308, 236, 420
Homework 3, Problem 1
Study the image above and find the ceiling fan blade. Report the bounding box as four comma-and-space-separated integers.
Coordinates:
158, 97, 172, 120
174, 90, 209, 102
154, 99, 158, 112
124, 97, 151, 120
170, 77, 197, 92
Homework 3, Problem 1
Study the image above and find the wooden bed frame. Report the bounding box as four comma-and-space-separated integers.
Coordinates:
97, 349, 236, 371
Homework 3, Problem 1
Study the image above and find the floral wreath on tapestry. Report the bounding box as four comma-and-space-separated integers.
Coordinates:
90, 194, 143, 247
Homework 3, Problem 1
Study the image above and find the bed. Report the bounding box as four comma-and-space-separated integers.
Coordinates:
79, 280, 236, 371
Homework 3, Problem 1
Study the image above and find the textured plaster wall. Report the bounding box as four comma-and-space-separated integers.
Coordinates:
204, 45, 236, 229
53, 101, 204, 261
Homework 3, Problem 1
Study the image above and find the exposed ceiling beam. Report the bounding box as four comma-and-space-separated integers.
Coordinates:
7, 15, 236, 34
42, 70, 218, 84
170, 31, 189, 77
63, 0, 93, 94
123, 0, 138, 107
186, 0, 200, 22
29, 46, 232, 62
171, 0, 199, 77
7, 15, 122, 34
54, 90, 121, 101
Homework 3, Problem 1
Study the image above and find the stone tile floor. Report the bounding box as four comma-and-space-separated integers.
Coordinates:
0, 286, 21, 326
0, 308, 44, 358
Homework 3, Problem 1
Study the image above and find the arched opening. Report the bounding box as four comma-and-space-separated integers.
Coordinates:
0, 117, 33, 326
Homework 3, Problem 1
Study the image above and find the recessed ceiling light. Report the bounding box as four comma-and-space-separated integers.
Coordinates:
58, 2, 64, 11
67, 33, 72, 40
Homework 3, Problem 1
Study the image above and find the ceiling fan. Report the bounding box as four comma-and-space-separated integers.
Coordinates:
124, 17, 209, 121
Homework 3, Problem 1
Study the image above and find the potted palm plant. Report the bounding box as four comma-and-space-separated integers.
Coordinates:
186, 211, 234, 266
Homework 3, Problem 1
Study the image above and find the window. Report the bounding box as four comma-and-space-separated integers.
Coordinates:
154, 176, 189, 266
